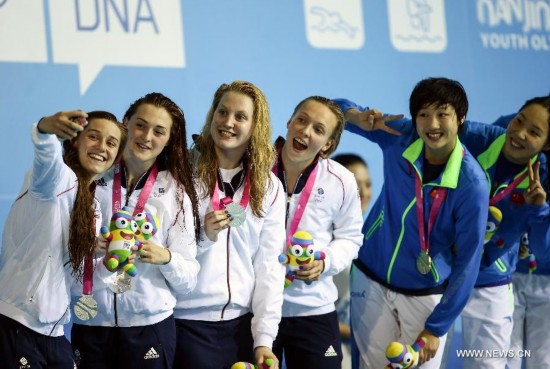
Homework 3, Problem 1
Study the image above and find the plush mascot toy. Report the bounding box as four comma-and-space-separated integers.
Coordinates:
278, 230, 325, 288
485, 206, 502, 244
133, 212, 160, 243
231, 359, 274, 369
385, 337, 427, 368
101, 207, 141, 277
518, 232, 537, 273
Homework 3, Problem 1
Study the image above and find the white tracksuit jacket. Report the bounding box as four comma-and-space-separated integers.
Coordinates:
0, 124, 98, 336
174, 170, 286, 349
71, 165, 200, 327
278, 158, 364, 317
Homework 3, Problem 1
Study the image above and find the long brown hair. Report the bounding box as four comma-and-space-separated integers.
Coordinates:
193, 81, 275, 217
63, 111, 127, 280
124, 93, 201, 241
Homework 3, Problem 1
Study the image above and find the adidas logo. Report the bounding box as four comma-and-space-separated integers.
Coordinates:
324, 345, 338, 357
144, 347, 160, 359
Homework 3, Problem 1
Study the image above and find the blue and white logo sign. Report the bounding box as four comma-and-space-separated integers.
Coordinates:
477, 0, 550, 52
387, 0, 447, 52
304, 0, 365, 50
0, 0, 186, 95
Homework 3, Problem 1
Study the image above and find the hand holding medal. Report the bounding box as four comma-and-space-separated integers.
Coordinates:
210, 171, 250, 231
222, 198, 246, 227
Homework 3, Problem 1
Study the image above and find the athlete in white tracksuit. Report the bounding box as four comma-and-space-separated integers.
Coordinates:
71, 165, 200, 323
70, 92, 200, 369
0, 111, 123, 369
271, 96, 363, 369
173, 164, 286, 360
173, 81, 286, 369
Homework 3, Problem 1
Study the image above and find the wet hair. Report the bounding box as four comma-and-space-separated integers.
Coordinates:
332, 153, 368, 169
63, 111, 127, 280
409, 77, 468, 133
124, 93, 201, 241
519, 95, 550, 192
193, 81, 274, 218
291, 96, 345, 158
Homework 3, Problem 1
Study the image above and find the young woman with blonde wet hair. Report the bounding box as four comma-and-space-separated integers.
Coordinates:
173, 81, 286, 369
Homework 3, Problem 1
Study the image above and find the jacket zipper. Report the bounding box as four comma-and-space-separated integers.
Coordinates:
220, 228, 232, 320
114, 293, 119, 326
283, 170, 302, 224
113, 167, 145, 327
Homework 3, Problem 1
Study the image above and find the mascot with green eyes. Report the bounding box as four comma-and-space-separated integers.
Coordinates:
278, 230, 325, 288
101, 208, 159, 277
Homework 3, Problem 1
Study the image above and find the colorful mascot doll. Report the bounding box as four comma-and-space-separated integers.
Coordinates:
133, 211, 160, 243
485, 206, 503, 244
101, 206, 141, 277
231, 359, 274, 369
518, 232, 537, 273
385, 337, 427, 368
278, 230, 325, 288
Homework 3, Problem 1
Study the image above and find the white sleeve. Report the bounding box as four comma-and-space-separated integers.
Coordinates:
196, 196, 217, 255
159, 190, 200, 295
251, 177, 286, 348
322, 171, 363, 277
29, 123, 69, 199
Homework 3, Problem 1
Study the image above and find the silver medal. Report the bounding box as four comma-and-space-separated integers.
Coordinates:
74, 295, 98, 321
108, 271, 132, 294
226, 202, 246, 227
416, 251, 432, 275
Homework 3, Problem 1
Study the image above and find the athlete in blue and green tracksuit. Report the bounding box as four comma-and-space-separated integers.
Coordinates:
335, 91, 489, 369
456, 100, 550, 369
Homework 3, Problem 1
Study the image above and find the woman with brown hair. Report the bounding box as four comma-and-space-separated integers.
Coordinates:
71, 93, 201, 369
0, 110, 126, 369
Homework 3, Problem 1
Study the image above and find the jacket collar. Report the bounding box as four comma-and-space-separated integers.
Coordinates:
402, 137, 463, 189
476, 133, 537, 190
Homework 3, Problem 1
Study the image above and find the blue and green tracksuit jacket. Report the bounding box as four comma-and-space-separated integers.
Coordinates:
335, 99, 489, 337
460, 118, 550, 286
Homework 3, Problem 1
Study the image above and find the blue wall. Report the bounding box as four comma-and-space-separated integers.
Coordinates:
1, 0, 550, 235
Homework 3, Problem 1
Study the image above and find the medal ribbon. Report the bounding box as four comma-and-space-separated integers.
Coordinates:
82, 256, 94, 295
272, 159, 319, 248
414, 171, 447, 256
83, 160, 159, 294
212, 172, 251, 211
112, 160, 159, 215
489, 170, 529, 206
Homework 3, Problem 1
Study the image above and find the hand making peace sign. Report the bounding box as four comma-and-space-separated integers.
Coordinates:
524, 160, 547, 206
